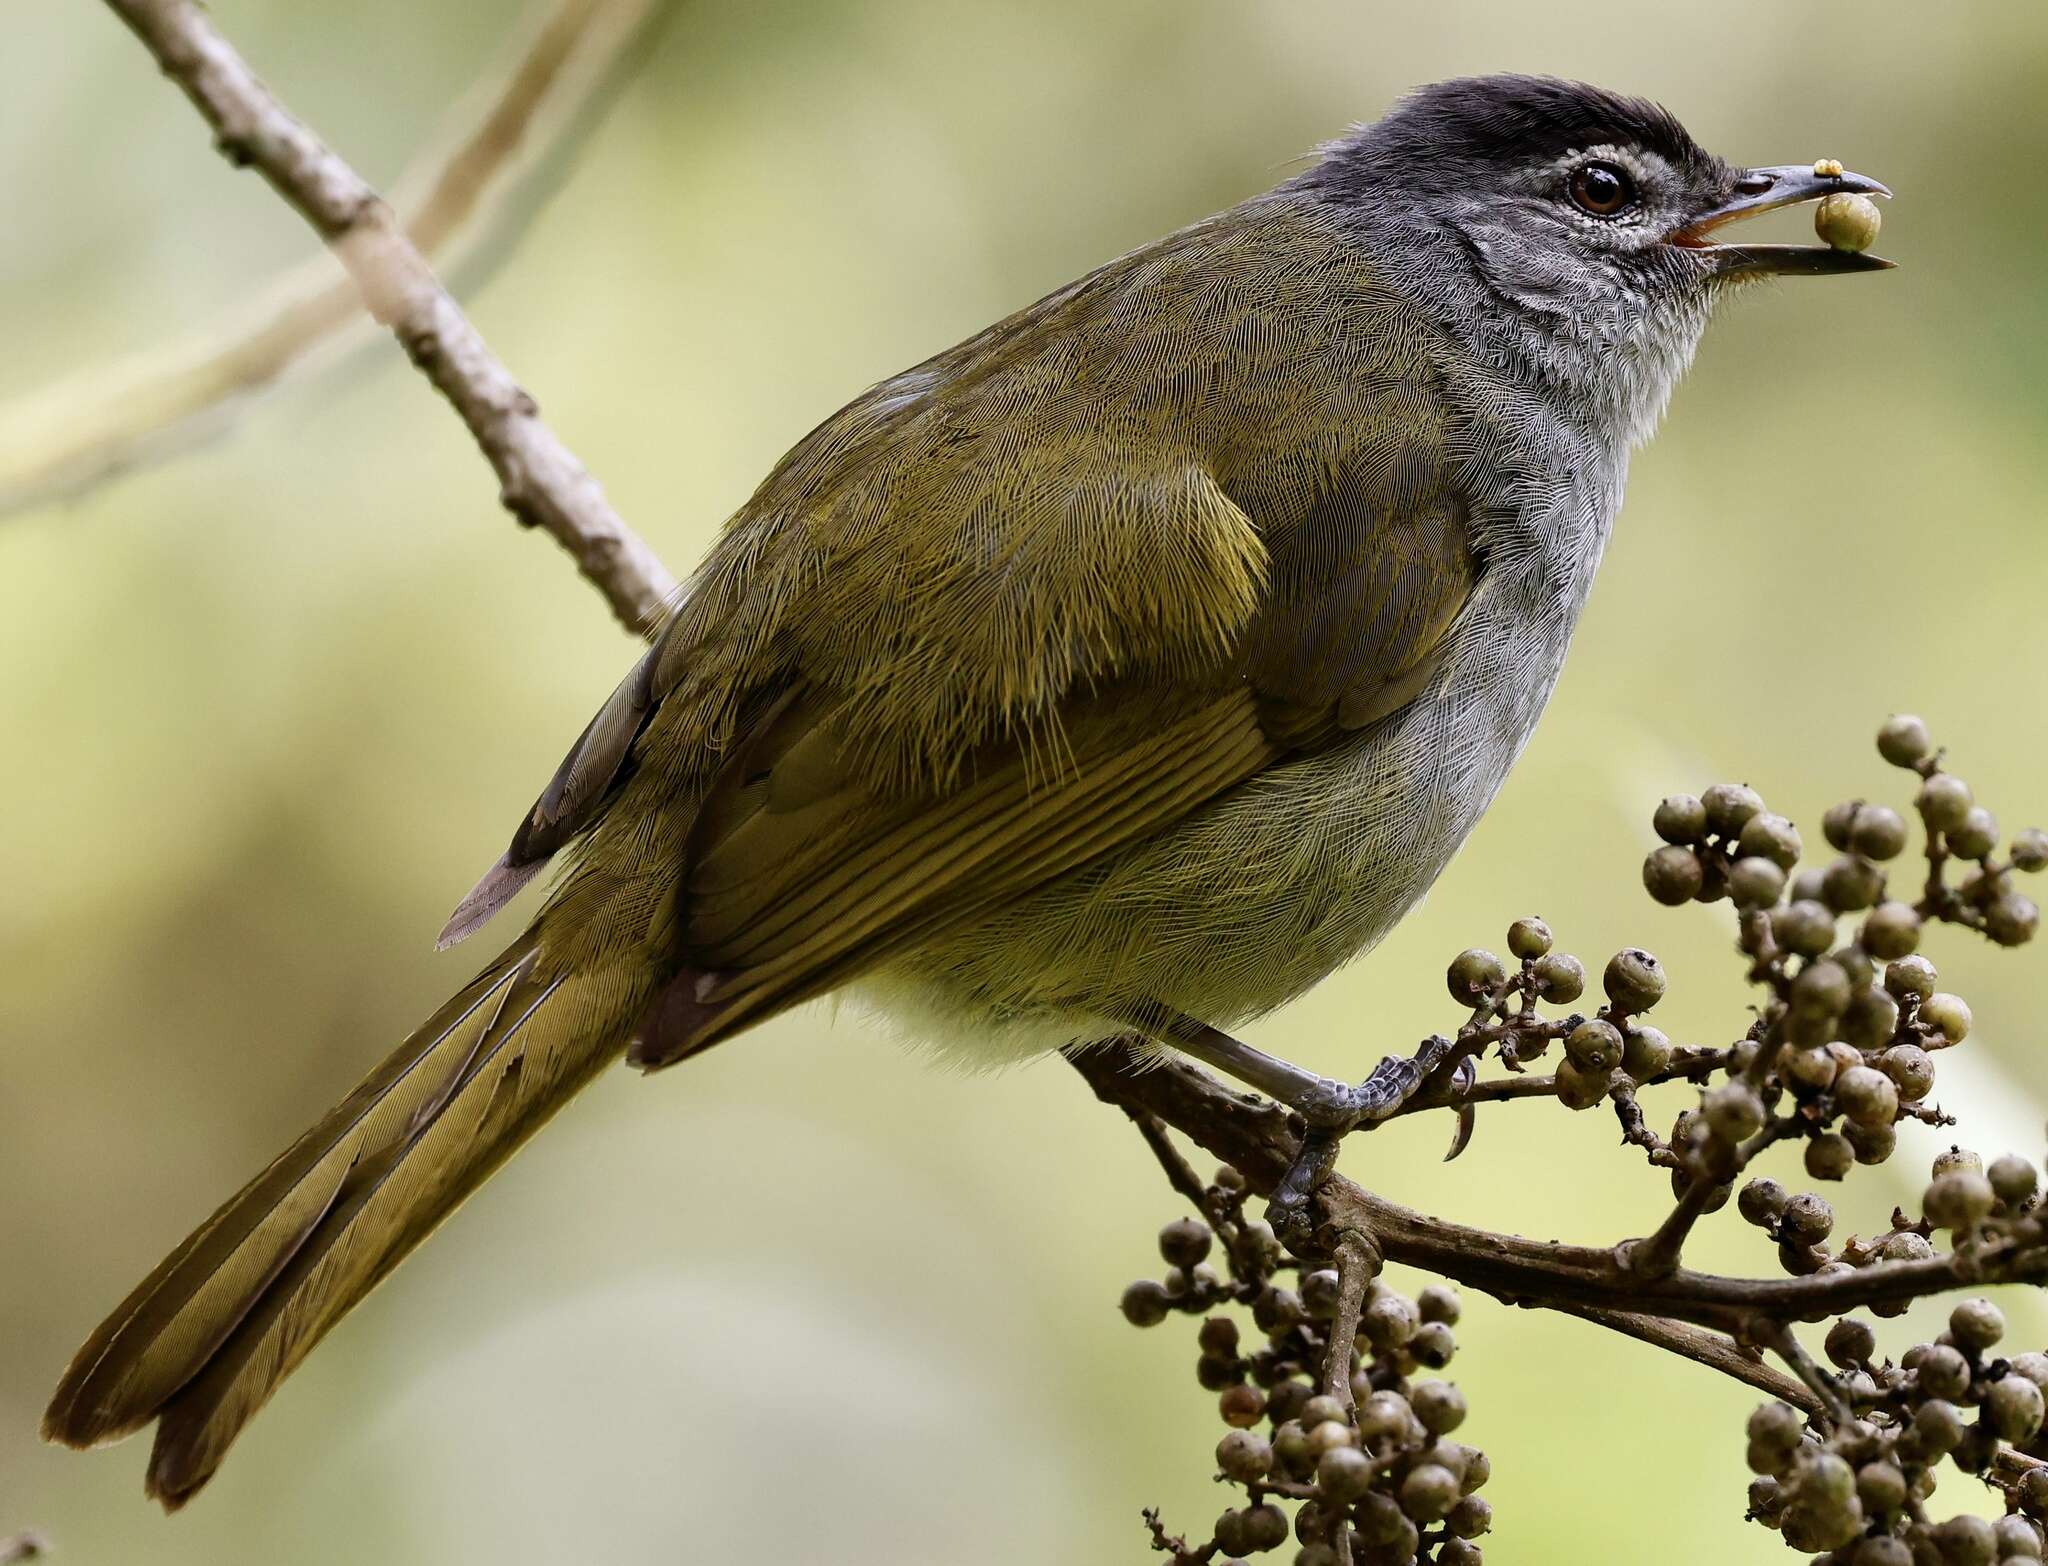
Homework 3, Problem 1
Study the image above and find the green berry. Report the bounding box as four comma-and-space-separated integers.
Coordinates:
1841, 985, 1900, 1049
1748, 1399, 1804, 1453
1920, 991, 1971, 1042
1315, 1443, 1373, 1502
1410, 1380, 1467, 1435
1728, 855, 1788, 909
1989, 1153, 2038, 1207
1781, 1192, 1834, 1244
1987, 1373, 2045, 1443
1121, 1280, 1171, 1326
1885, 958, 1938, 1006
1160, 1217, 1213, 1268
1220, 1383, 1265, 1428
1409, 1321, 1456, 1369
1950, 1295, 2005, 1351
1531, 952, 1586, 1004
1936, 1514, 1997, 1566
1446, 948, 1507, 1006
1362, 1291, 1418, 1351
1448, 1494, 1493, 1539
1842, 1116, 1897, 1166
1860, 901, 1921, 959
1850, 804, 1908, 860
1621, 1023, 1672, 1080
1822, 799, 1862, 852
1653, 793, 1707, 844
1917, 773, 1974, 833
1298, 1394, 1347, 1431
1877, 714, 1933, 767
1825, 1317, 1876, 1368
1399, 1462, 1460, 1523
1912, 1396, 1965, 1454
1821, 855, 1885, 913
1643, 845, 1705, 906
1565, 1018, 1624, 1074
1506, 915, 1553, 959
1738, 1177, 1791, 1227
1805, 1132, 1854, 1181
1738, 811, 1804, 870
1987, 892, 2040, 946
1217, 1428, 1273, 1481
1703, 782, 1766, 838
2024, 1470, 2048, 1526
1996, 1514, 2045, 1560
2012, 827, 2048, 872
1834, 1065, 1898, 1128
1950, 805, 2000, 859
1790, 958, 1851, 1020
1772, 899, 1837, 957
1853, 1459, 1906, 1516
1923, 1170, 1996, 1231
1704, 1082, 1766, 1143
1602, 948, 1666, 1012
1933, 1145, 1983, 1178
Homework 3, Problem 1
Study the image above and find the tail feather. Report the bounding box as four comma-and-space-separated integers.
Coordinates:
43, 922, 651, 1509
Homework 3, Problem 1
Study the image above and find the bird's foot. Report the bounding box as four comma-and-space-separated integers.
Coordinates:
1266, 1036, 1477, 1249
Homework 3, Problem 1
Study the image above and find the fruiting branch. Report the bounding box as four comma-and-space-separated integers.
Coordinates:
1087, 716, 2048, 1563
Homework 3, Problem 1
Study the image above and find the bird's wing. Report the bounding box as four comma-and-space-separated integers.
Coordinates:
446, 202, 1481, 1059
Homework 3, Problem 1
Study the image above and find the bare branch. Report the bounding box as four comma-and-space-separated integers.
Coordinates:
91, 0, 680, 634
1323, 1230, 1379, 1409
1555, 1306, 1822, 1414
1, 0, 673, 522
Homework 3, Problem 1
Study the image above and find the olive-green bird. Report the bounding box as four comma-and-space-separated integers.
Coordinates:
45, 75, 1889, 1506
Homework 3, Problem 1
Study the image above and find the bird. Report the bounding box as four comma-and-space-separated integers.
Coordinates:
44, 74, 1890, 1508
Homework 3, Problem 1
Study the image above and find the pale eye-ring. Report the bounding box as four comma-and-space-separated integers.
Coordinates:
1568, 161, 1637, 218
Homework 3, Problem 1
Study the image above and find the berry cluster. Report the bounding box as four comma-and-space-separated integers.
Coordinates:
1124, 1168, 1487, 1564
1745, 1284, 2047, 1558
1113, 717, 2048, 1563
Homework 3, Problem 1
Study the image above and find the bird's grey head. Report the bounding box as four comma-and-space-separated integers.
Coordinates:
1305, 76, 1891, 447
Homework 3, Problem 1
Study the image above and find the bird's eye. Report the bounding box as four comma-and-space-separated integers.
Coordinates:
1568, 161, 1637, 217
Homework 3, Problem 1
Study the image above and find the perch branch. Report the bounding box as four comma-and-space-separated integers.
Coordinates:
1069, 1043, 2048, 1335
94, 0, 680, 635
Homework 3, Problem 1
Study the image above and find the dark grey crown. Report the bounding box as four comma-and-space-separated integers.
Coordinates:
1313, 75, 1725, 195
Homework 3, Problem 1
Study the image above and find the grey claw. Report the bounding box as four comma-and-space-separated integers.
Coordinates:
1442, 1058, 1479, 1162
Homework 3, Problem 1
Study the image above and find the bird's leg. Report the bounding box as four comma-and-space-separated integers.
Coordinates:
1134, 1007, 1474, 1246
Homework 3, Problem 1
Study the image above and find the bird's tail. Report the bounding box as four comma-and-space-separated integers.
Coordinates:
42, 910, 660, 1510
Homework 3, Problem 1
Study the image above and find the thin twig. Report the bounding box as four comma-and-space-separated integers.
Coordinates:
95, 0, 680, 635
1127, 1107, 1218, 1219
1620, 1117, 1799, 1280
1385, 1045, 1727, 1116
1324, 1231, 1379, 1409
1751, 1317, 1852, 1425
1555, 1306, 1820, 1413
2, 0, 674, 522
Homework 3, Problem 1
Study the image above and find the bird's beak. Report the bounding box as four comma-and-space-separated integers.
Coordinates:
1667, 163, 1895, 275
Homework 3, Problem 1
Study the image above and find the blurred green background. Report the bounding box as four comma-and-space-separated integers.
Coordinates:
5, 1, 2046, 1561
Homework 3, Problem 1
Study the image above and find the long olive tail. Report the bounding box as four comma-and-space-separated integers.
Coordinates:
42, 917, 656, 1510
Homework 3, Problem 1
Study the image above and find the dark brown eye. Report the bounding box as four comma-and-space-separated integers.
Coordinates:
1569, 161, 1636, 217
